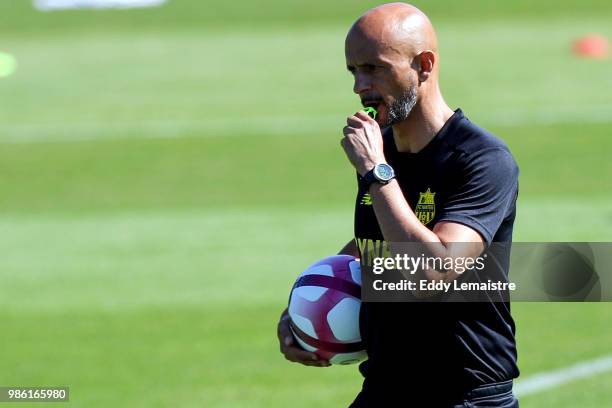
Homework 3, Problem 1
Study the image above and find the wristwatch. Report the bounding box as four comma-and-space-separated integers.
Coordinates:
362, 163, 396, 190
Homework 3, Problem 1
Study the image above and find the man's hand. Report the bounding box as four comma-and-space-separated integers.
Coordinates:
341, 111, 386, 176
277, 308, 331, 367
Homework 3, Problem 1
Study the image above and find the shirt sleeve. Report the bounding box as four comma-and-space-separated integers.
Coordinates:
436, 147, 519, 244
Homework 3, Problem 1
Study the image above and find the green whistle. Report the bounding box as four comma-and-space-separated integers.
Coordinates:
364, 107, 378, 119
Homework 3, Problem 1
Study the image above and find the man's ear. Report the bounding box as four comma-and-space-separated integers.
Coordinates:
416, 50, 435, 83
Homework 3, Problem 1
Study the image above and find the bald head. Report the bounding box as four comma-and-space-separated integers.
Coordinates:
348, 3, 437, 59
345, 3, 441, 127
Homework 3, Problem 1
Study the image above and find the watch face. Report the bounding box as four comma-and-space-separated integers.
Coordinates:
374, 163, 394, 181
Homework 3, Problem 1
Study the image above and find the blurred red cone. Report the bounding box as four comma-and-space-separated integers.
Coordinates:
573, 34, 609, 59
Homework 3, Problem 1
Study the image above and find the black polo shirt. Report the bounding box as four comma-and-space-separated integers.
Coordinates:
353, 109, 520, 405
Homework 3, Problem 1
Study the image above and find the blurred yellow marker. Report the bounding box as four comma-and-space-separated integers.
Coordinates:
0, 52, 17, 78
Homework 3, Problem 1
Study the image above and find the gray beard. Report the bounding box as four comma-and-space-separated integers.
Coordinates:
385, 86, 418, 127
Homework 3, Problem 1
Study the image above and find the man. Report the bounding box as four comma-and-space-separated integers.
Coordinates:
278, 3, 520, 407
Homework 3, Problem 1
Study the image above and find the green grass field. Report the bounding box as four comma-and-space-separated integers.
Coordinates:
0, 1, 611, 406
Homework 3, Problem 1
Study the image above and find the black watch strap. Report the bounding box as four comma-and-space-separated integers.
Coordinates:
361, 168, 378, 190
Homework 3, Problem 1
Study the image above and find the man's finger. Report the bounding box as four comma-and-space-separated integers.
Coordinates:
280, 333, 317, 360
277, 318, 292, 337
283, 344, 330, 365
285, 350, 331, 367
289, 358, 331, 367
343, 125, 360, 137
278, 320, 322, 359
278, 323, 332, 366
346, 116, 367, 129
355, 110, 374, 122
346, 115, 366, 127
278, 334, 293, 354
284, 346, 319, 361
301, 360, 331, 367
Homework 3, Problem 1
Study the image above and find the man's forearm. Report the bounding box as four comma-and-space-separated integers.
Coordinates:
370, 180, 441, 244
369, 180, 484, 285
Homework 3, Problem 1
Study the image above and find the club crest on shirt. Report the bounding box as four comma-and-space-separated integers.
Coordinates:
415, 188, 436, 225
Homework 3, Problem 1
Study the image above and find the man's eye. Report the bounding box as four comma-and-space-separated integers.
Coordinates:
347, 65, 381, 75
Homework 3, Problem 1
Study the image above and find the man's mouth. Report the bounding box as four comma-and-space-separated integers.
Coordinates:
362, 100, 383, 110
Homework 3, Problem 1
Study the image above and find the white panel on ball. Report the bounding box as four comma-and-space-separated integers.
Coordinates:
291, 330, 318, 352
329, 351, 367, 365
349, 260, 362, 284
292, 286, 327, 302
303, 264, 334, 277
288, 313, 318, 339
326, 297, 361, 342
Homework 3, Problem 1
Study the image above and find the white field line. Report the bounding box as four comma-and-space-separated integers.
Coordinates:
0, 105, 611, 144
514, 354, 612, 397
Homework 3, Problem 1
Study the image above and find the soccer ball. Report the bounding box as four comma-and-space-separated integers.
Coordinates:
288, 255, 366, 365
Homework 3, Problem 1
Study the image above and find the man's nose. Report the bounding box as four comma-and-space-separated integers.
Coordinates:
353, 73, 371, 94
